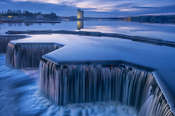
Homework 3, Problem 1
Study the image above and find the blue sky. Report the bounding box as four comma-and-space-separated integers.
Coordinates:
0, 0, 175, 17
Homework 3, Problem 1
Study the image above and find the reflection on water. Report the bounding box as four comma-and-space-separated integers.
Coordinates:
77, 21, 84, 30
0, 22, 76, 34
78, 20, 175, 41
1, 20, 175, 41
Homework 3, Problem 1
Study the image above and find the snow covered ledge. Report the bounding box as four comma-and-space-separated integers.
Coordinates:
39, 58, 174, 116
6, 41, 63, 69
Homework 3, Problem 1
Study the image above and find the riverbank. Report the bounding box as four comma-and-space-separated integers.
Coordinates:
0, 20, 61, 24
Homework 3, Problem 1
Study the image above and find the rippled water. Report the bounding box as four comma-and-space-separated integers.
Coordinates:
0, 54, 137, 116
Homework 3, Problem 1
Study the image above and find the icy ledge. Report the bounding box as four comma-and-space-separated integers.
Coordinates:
6, 42, 63, 68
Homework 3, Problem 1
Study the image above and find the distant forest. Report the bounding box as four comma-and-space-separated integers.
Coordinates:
0, 9, 58, 19
124, 15, 175, 24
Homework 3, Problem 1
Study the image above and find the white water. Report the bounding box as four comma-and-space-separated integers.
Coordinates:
6, 42, 62, 68
40, 59, 174, 116
0, 54, 138, 116
1, 33, 174, 116
0, 35, 26, 53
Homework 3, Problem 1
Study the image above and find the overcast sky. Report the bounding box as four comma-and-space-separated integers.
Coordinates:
0, 0, 175, 17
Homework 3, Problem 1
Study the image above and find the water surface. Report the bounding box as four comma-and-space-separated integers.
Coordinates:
0, 54, 137, 116
1, 20, 175, 41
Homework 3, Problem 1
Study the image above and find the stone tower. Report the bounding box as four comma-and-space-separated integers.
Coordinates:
77, 9, 84, 20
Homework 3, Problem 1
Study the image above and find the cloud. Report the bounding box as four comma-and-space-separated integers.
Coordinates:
4, 0, 175, 16
13, 0, 131, 12
74, 1, 122, 12
12, 0, 175, 13
13, 0, 61, 4
119, 8, 140, 12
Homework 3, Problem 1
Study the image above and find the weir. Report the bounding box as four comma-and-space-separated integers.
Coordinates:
0, 35, 26, 53
40, 59, 174, 116
6, 30, 175, 48
6, 42, 63, 68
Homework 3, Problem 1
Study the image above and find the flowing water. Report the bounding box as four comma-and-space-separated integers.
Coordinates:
0, 54, 139, 116
6, 42, 62, 68
0, 20, 175, 116
0, 35, 26, 53
40, 59, 174, 116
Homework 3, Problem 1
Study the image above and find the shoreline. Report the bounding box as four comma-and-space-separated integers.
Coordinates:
0, 20, 61, 23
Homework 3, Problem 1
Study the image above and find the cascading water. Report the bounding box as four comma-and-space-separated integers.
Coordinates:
0, 54, 137, 116
6, 42, 63, 68
139, 87, 174, 116
40, 59, 174, 116
0, 35, 26, 53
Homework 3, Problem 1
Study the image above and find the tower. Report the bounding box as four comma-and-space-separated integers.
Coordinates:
77, 9, 84, 20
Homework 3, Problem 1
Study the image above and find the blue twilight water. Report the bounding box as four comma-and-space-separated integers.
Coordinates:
1, 20, 175, 42
0, 54, 137, 116
0, 20, 175, 116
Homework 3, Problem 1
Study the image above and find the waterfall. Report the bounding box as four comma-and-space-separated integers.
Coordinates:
6, 42, 62, 68
0, 35, 26, 53
40, 59, 174, 116
138, 87, 174, 116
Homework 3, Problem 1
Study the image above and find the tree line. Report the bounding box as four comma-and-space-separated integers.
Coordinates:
0, 9, 58, 19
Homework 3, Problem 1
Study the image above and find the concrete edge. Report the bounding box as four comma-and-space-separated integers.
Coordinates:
41, 55, 175, 115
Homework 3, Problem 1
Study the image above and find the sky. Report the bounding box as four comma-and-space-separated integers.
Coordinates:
0, 0, 175, 17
